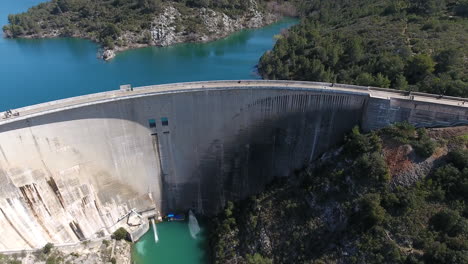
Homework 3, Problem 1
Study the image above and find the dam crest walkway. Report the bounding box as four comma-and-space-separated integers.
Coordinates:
1, 80, 467, 125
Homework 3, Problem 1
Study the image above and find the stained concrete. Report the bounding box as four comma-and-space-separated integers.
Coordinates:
0, 80, 466, 250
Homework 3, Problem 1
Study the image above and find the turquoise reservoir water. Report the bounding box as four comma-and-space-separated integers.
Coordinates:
132, 221, 209, 264
1, 2, 297, 262
0, 0, 297, 111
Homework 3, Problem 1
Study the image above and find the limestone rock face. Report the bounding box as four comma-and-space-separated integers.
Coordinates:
101, 49, 116, 61
143, 4, 278, 49
151, 6, 180, 46
105, 1, 280, 59
2, 0, 282, 60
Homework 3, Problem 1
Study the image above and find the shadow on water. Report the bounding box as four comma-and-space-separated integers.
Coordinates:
195, 217, 212, 264
132, 217, 211, 264
129, 27, 253, 60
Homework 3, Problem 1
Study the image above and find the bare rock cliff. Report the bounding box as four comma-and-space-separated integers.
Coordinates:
106, 4, 279, 60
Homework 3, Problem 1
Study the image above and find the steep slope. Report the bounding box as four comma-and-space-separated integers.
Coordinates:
210, 124, 468, 264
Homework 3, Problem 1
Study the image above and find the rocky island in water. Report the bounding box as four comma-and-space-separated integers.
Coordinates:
2, 0, 298, 60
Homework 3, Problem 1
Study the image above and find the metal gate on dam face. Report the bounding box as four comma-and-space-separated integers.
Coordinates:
0, 80, 466, 250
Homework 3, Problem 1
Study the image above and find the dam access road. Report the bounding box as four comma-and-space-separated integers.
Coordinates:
0, 80, 467, 251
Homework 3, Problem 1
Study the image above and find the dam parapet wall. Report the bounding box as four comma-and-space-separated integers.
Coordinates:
1, 80, 466, 126
0, 80, 466, 251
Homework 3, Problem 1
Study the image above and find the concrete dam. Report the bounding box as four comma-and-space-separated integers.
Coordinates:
0, 80, 467, 251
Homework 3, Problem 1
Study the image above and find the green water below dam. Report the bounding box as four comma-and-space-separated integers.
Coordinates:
1, 1, 298, 262
132, 221, 209, 264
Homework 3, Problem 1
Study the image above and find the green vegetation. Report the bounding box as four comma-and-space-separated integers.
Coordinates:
102, 239, 110, 247
45, 254, 64, 264
259, 0, 468, 97
246, 253, 273, 264
382, 122, 438, 158
42, 242, 54, 254
2, 0, 296, 49
112, 227, 130, 241
0, 254, 21, 264
210, 124, 468, 263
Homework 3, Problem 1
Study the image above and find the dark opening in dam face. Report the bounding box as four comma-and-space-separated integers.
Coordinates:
0, 80, 466, 250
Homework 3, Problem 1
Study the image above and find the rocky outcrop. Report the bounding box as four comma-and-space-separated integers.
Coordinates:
97, 3, 280, 60
210, 125, 468, 264
3, 0, 282, 60
4, 1, 283, 61
386, 126, 468, 187
101, 49, 116, 61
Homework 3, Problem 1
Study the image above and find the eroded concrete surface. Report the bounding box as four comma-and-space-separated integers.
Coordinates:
0, 80, 466, 250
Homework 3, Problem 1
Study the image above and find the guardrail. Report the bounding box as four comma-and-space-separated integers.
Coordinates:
1, 80, 467, 125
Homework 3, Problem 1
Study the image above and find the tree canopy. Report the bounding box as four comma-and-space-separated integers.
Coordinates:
259, 0, 468, 97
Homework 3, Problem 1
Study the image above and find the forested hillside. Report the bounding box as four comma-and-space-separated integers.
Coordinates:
3, 0, 278, 38
259, 0, 468, 97
210, 124, 468, 263
2, 0, 300, 59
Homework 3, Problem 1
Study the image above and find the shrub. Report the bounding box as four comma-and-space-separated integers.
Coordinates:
448, 149, 468, 170
112, 227, 129, 241
429, 209, 465, 237
353, 152, 390, 185
423, 241, 468, 264
344, 126, 376, 156
423, 242, 449, 263
412, 138, 436, 158
405, 54, 436, 84
408, 128, 437, 158
245, 253, 273, 264
46, 255, 61, 264
382, 122, 416, 143
430, 164, 467, 200
382, 189, 420, 216
42, 243, 54, 254
102, 239, 110, 247
454, 0, 468, 17
352, 194, 386, 230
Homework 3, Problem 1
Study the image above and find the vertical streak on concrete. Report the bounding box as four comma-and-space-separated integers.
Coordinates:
0, 208, 34, 248
155, 131, 170, 210
0, 145, 9, 166
94, 199, 110, 234
27, 120, 54, 180
308, 94, 323, 163
325, 95, 337, 150
159, 127, 179, 210
197, 181, 203, 215
165, 131, 179, 208
151, 133, 163, 210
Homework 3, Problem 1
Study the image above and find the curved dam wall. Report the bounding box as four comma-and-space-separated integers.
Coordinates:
0, 80, 466, 250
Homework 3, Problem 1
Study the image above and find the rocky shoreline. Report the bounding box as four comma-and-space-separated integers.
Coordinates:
4, 3, 282, 61
99, 5, 280, 61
